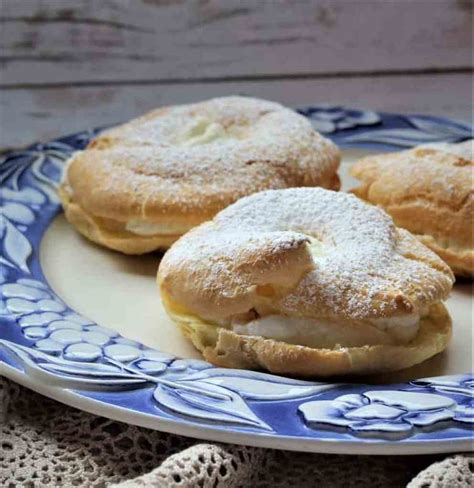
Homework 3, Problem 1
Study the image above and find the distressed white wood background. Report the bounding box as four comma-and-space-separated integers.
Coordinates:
0, 0, 472, 149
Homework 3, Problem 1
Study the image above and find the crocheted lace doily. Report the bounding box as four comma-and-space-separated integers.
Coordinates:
0, 377, 470, 487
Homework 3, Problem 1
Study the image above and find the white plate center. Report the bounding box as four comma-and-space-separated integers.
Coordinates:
39, 149, 473, 383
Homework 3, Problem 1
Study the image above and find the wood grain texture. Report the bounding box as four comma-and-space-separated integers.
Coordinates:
1, 73, 471, 150
0, 0, 472, 86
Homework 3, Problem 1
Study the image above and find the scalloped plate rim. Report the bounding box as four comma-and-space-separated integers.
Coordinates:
3, 364, 473, 456
1, 105, 473, 455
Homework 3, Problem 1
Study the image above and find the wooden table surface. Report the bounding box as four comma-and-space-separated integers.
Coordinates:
0, 0, 472, 150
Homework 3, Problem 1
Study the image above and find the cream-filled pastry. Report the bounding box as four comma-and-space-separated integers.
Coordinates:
158, 188, 454, 377
59, 96, 340, 254
350, 140, 473, 276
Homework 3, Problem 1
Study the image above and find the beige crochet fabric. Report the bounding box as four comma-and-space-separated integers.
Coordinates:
0, 377, 470, 487
407, 455, 473, 488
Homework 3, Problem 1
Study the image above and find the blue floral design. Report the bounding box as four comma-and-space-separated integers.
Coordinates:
1, 277, 335, 431
340, 114, 471, 147
298, 390, 469, 434
0, 108, 473, 449
299, 105, 472, 147
411, 375, 474, 424
298, 105, 381, 133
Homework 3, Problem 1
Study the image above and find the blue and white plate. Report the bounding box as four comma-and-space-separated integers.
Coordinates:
1, 107, 472, 455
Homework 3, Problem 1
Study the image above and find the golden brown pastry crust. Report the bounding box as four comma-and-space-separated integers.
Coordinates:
60, 96, 340, 254
59, 187, 178, 254
163, 295, 451, 377
159, 188, 453, 323
350, 141, 473, 276
158, 188, 454, 375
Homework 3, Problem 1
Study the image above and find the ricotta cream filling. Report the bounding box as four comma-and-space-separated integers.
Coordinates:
60, 152, 80, 194
125, 219, 190, 236
231, 313, 420, 348
178, 117, 249, 146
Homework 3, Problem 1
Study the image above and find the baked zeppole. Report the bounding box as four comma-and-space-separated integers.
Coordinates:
59, 96, 340, 254
158, 188, 454, 377
351, 140, 473, 276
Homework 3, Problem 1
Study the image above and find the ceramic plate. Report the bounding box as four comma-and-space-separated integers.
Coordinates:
1, 106, 472, 455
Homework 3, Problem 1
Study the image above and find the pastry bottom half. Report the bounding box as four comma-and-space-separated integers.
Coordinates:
59, 188, 182, 254
59, 172, 341, 255
416, 234, 473, 278
162, 295, 452, 377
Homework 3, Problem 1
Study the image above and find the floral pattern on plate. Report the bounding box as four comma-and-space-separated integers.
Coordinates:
0, 108, 472, 452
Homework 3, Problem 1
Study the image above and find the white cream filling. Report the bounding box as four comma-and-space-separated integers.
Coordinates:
178, 117, 248, 147
125, 219, 189, 236
370, 314, 420, 343
307, 237, 324, 258
232, 313, 420, 349
181, 119, 227, 146
60, 151, 82, 191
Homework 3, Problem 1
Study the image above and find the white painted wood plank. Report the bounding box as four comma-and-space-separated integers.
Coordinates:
0, 0, 472, 86
1, 73, 471, 149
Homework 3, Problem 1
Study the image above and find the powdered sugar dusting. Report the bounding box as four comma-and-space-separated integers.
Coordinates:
353, 140, 473, 208
164, 188, 453, 320
68, 97, 340, 219
419, 139, 473, 160
413, 140, 473, 200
